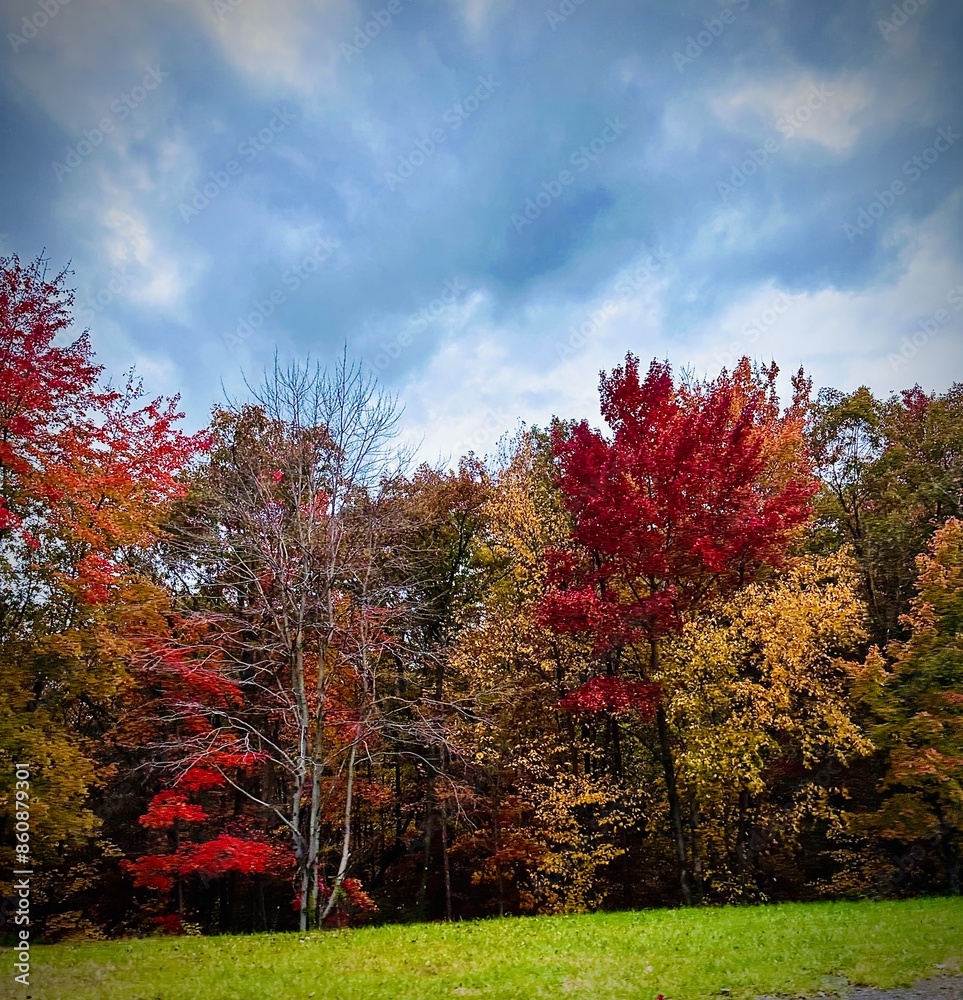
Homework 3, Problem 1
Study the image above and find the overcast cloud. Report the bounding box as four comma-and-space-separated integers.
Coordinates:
2, 0, 961, 462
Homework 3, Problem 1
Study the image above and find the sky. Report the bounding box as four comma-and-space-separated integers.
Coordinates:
1, 0, 962, 464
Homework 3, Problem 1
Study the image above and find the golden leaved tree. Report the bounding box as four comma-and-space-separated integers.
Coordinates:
661, 551, 872, 900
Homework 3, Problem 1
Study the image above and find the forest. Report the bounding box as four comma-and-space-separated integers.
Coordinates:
1, 251, 961, 940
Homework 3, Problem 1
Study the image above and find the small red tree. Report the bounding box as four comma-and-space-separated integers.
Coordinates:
540, 355, 818, 903
123, 765, 295, 930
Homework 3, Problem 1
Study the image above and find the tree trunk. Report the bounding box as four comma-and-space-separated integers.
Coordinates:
493, 783, 506, 917
656, 704, 693, 905
291, 632, 311, 933
305, 699, 326, 927
416, 774, 435, 919
440, 793, 453, 921
298, 857, 310, 933
651, 638, 693, 905
690, 799, 704, 904
320, 742, 358, 924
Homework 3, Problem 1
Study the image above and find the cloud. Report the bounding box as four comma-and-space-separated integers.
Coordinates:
710, 71, 879, 152
400, 183, 963, 467
169, 0, 350, 99
451, 0, 513, 37
2, 0, 961, 454
688, 188, 963, 394
397, 249, 672, 463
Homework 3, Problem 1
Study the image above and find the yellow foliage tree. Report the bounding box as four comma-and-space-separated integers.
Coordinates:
660, 551, 872, 899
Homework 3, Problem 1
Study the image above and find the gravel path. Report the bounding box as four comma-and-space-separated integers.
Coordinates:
756, 977, 963, 999
843, 979, 963, 999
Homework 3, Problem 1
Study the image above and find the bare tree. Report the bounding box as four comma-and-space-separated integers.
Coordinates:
136, 354, 430, 930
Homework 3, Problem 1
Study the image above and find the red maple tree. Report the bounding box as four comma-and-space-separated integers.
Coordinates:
540, 354, 818, 903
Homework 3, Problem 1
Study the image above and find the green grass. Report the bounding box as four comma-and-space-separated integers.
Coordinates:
11, 897, 963, 1000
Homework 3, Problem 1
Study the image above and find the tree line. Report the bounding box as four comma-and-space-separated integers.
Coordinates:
1, 253, 961, 938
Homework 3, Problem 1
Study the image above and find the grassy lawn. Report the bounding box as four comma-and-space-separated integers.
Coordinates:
11, 896, 962, 1000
